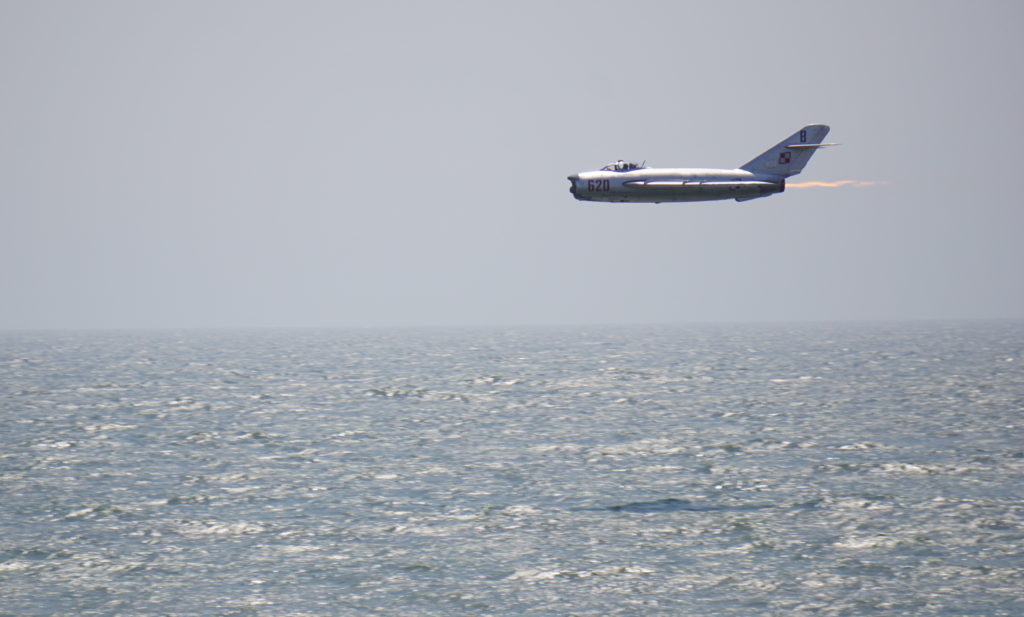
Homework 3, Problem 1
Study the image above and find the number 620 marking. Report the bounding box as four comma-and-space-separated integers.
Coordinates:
588, 179, 611, 192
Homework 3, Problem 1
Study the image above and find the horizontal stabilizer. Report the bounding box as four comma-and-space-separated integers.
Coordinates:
786, 143, 840, 150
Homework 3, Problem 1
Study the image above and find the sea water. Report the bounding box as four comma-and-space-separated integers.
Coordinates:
1, 321, 1022, 616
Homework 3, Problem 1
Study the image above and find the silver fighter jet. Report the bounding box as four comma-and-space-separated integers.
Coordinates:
568, 125, 835, 204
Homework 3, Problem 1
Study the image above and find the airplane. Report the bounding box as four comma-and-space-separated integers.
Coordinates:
568, 124, 836, 204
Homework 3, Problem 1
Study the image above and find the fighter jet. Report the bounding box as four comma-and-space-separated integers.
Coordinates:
568, 124, 835, 204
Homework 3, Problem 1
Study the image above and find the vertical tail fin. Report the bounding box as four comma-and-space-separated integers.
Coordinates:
740, 124, 831, 177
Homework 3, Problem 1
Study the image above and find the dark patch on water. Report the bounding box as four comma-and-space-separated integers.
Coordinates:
604, 498, 775, 513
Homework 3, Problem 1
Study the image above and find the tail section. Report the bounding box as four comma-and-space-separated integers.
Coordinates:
740, 124, 832, 177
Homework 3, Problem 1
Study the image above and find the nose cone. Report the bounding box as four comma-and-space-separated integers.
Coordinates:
567, 174, 579, 196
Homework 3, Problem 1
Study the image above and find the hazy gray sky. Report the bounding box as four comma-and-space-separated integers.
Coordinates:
3, 1, 1022, 329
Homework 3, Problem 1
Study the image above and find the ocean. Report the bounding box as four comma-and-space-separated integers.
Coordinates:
1, 321, 1022, 616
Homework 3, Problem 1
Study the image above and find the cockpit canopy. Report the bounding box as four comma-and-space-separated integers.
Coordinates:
601, 160, 644, 172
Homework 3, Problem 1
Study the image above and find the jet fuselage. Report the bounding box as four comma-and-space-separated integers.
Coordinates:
568, 168, 784, 203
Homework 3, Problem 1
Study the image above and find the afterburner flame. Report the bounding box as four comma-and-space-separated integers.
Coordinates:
787, 180, 886, 188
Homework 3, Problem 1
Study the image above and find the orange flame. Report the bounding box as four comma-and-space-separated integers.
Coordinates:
787, 180, 887, 188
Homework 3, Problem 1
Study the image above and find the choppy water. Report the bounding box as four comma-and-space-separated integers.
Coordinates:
2, 322, 1022, 616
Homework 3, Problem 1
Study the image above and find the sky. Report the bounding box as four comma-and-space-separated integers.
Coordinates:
2, 1, 1022, 329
